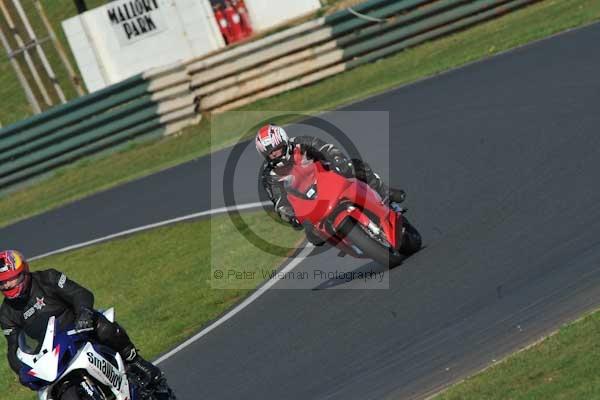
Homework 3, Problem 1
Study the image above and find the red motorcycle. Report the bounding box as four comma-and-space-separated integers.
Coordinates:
283, 148, 422, 267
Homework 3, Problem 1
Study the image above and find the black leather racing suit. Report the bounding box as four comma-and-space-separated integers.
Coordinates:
0, 269, 136, 379
260, 136, 390, 224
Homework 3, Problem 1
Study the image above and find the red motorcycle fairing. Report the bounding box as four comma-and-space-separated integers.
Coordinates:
283, 149, 401, 253
330, 179, 401, 249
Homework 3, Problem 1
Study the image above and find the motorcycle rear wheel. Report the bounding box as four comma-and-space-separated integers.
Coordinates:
399, 218, 422, 256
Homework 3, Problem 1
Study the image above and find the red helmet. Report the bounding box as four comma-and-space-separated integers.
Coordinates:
0, 250, 31, 299
255, 124, 290, 163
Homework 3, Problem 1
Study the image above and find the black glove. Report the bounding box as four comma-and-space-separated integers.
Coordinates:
75, 307, 97, 332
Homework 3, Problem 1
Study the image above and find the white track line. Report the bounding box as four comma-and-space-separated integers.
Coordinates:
29, 200, 309, 364
29, 201, 271, 261
154, 243, 313, 365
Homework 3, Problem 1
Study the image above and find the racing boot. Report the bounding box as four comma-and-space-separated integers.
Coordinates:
388, 187, 406, 204
124, 348, 162, 387
371, 174, 406, 205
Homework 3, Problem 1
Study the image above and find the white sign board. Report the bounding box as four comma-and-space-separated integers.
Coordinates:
63, 0, 225, 92
107, 0, 167, 45
244, 0, 322, 32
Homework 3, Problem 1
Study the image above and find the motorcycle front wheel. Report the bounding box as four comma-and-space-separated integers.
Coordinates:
340, 220, 405, 267
59, 382, 107, 400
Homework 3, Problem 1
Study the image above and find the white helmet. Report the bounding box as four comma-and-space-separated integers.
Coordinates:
255, 124, 290, 163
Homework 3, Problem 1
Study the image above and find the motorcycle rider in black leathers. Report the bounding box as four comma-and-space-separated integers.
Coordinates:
256, 124, 406, 245
0, 250, 162, 391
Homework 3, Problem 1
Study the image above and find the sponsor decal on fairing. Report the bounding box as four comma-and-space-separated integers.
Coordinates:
87, 352, 123, 390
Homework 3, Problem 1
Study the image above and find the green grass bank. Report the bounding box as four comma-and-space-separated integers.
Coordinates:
0, 212, 303, 400
434, 310, 600, 399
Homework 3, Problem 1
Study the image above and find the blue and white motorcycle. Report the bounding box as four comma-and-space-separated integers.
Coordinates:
17, 309, 176, 400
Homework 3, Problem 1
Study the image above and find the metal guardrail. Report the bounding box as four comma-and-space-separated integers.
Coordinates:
0, 0, 536, 191
0, 63, 197, 190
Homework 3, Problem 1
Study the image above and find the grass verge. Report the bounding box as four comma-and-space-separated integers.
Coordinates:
0, 212, 303, 400
434, 310, 600, 399
1, 0, 600, 228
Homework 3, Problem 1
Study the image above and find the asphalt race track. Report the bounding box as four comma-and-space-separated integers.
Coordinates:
3, 22, 600, 399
